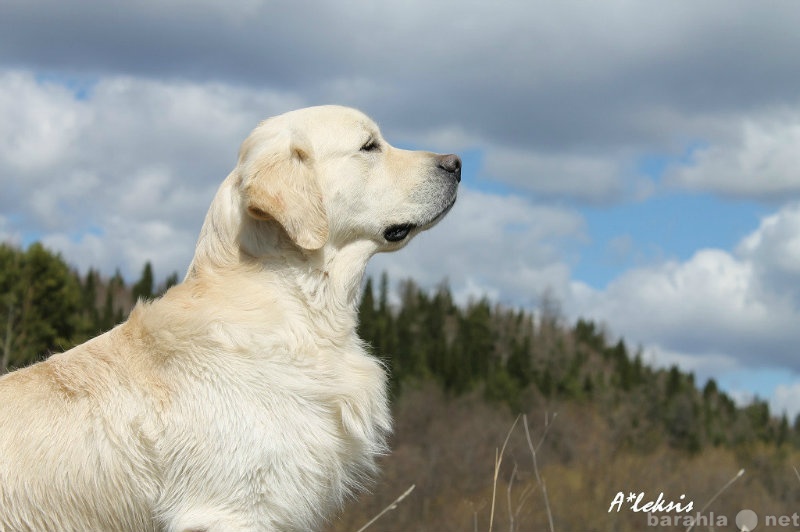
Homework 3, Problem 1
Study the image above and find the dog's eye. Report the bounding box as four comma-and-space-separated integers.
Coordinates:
360, 138, 380, 152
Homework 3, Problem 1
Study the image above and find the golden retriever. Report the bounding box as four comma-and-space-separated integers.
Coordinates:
0, 105, 460, 531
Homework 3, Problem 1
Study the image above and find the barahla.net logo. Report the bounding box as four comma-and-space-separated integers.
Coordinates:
607, 492, 770, 528
607, 491, 730, 527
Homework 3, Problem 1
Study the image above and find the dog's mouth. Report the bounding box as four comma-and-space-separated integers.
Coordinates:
382, 193, 457, 243
383, 223, 416, 242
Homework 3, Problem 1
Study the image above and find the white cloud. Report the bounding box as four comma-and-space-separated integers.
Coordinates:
406, 126, 482, 156
568, 202, 800, 372
667, 111, 800, 200
42, 218, 196, 281
0, 215, 21, 247
737, 203, 800, 299
772, 382, 800, 420
640, 344, 743, 376
481, 147, 627, 203
0, 70, 303, 280
3, 0, 799, 162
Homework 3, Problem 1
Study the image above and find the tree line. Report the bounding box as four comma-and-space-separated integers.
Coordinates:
1, 241, 798, 455
358, 273, 799, 453
0, 242, 176, 372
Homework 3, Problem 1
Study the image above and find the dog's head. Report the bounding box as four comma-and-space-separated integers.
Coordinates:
235, 105, 460, 254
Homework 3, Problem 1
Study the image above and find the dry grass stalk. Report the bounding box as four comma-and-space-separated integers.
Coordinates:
511, 480, 535, 527
523, 413, 555, 532
489, 414, 521, 532
685, 469, 745, 532
506, 463, 518, 532
354, 484, 416, 532
487, 412, 556, 532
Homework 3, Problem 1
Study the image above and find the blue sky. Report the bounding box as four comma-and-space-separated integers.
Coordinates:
2, 0, 800, 419
459, 145, 774, 291
578, 193, 770, 289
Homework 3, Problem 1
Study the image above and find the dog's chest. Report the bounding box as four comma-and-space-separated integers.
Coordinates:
156, 346, 390, 528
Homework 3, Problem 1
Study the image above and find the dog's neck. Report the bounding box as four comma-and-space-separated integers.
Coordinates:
186, 173, 375, 341
290, 240, 375, 336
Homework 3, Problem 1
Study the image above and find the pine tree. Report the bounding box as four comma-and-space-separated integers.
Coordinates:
0, 244, 21, 372
82, 268, 99, 314
357, 277, 377, 347
575, 318, 604, 352
609, 339, 632, 391
0, 243, 82, 371
703, 378, 718, 400
101, 289, 116, 331
777, 414, 789, 446
132, 262, 154, 302
100, 269, 126, 331
393, 280, 419, 384
373, 271, 396, 364
78, 268, 101, 337
423, 281, 452, 382
506, 335, 532, 387
378, 271, 389, 316
450, 298, 493, 392
158, 271, 180, 296
665, 365, 682, 399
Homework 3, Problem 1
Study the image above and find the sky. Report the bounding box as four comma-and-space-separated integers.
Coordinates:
2, 0, 800, 419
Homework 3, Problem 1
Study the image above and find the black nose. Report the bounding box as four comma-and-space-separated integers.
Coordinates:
437, 154, 462, 183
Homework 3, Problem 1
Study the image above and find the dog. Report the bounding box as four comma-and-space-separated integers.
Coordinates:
0, 105, 460, 531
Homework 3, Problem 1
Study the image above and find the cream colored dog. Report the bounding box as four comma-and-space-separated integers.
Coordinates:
0, 105, 460, 531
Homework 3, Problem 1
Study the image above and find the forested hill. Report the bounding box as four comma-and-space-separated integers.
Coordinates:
3, 241, 793, 447
357, 273, 796, 452
2, 242, 799, 529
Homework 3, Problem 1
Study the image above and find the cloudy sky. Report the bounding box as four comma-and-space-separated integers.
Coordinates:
2, 0, 800, 418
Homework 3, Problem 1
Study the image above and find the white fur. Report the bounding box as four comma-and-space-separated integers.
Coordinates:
0, 105, 459, 531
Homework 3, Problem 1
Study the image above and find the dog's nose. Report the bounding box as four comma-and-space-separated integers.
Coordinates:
437, 154, 462, 183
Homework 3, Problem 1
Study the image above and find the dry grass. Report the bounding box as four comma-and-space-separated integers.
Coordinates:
355, 484, 416, 532
488, 415, 519, 532
488, 412, 558, 532
356, 410, 557, 532
684, 468, 744, 532
326, 385, 800, 532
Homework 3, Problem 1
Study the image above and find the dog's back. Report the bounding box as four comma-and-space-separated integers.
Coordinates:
0, 326, 162, 531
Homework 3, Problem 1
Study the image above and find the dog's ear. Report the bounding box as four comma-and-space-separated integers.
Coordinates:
240, 130, 329, 250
